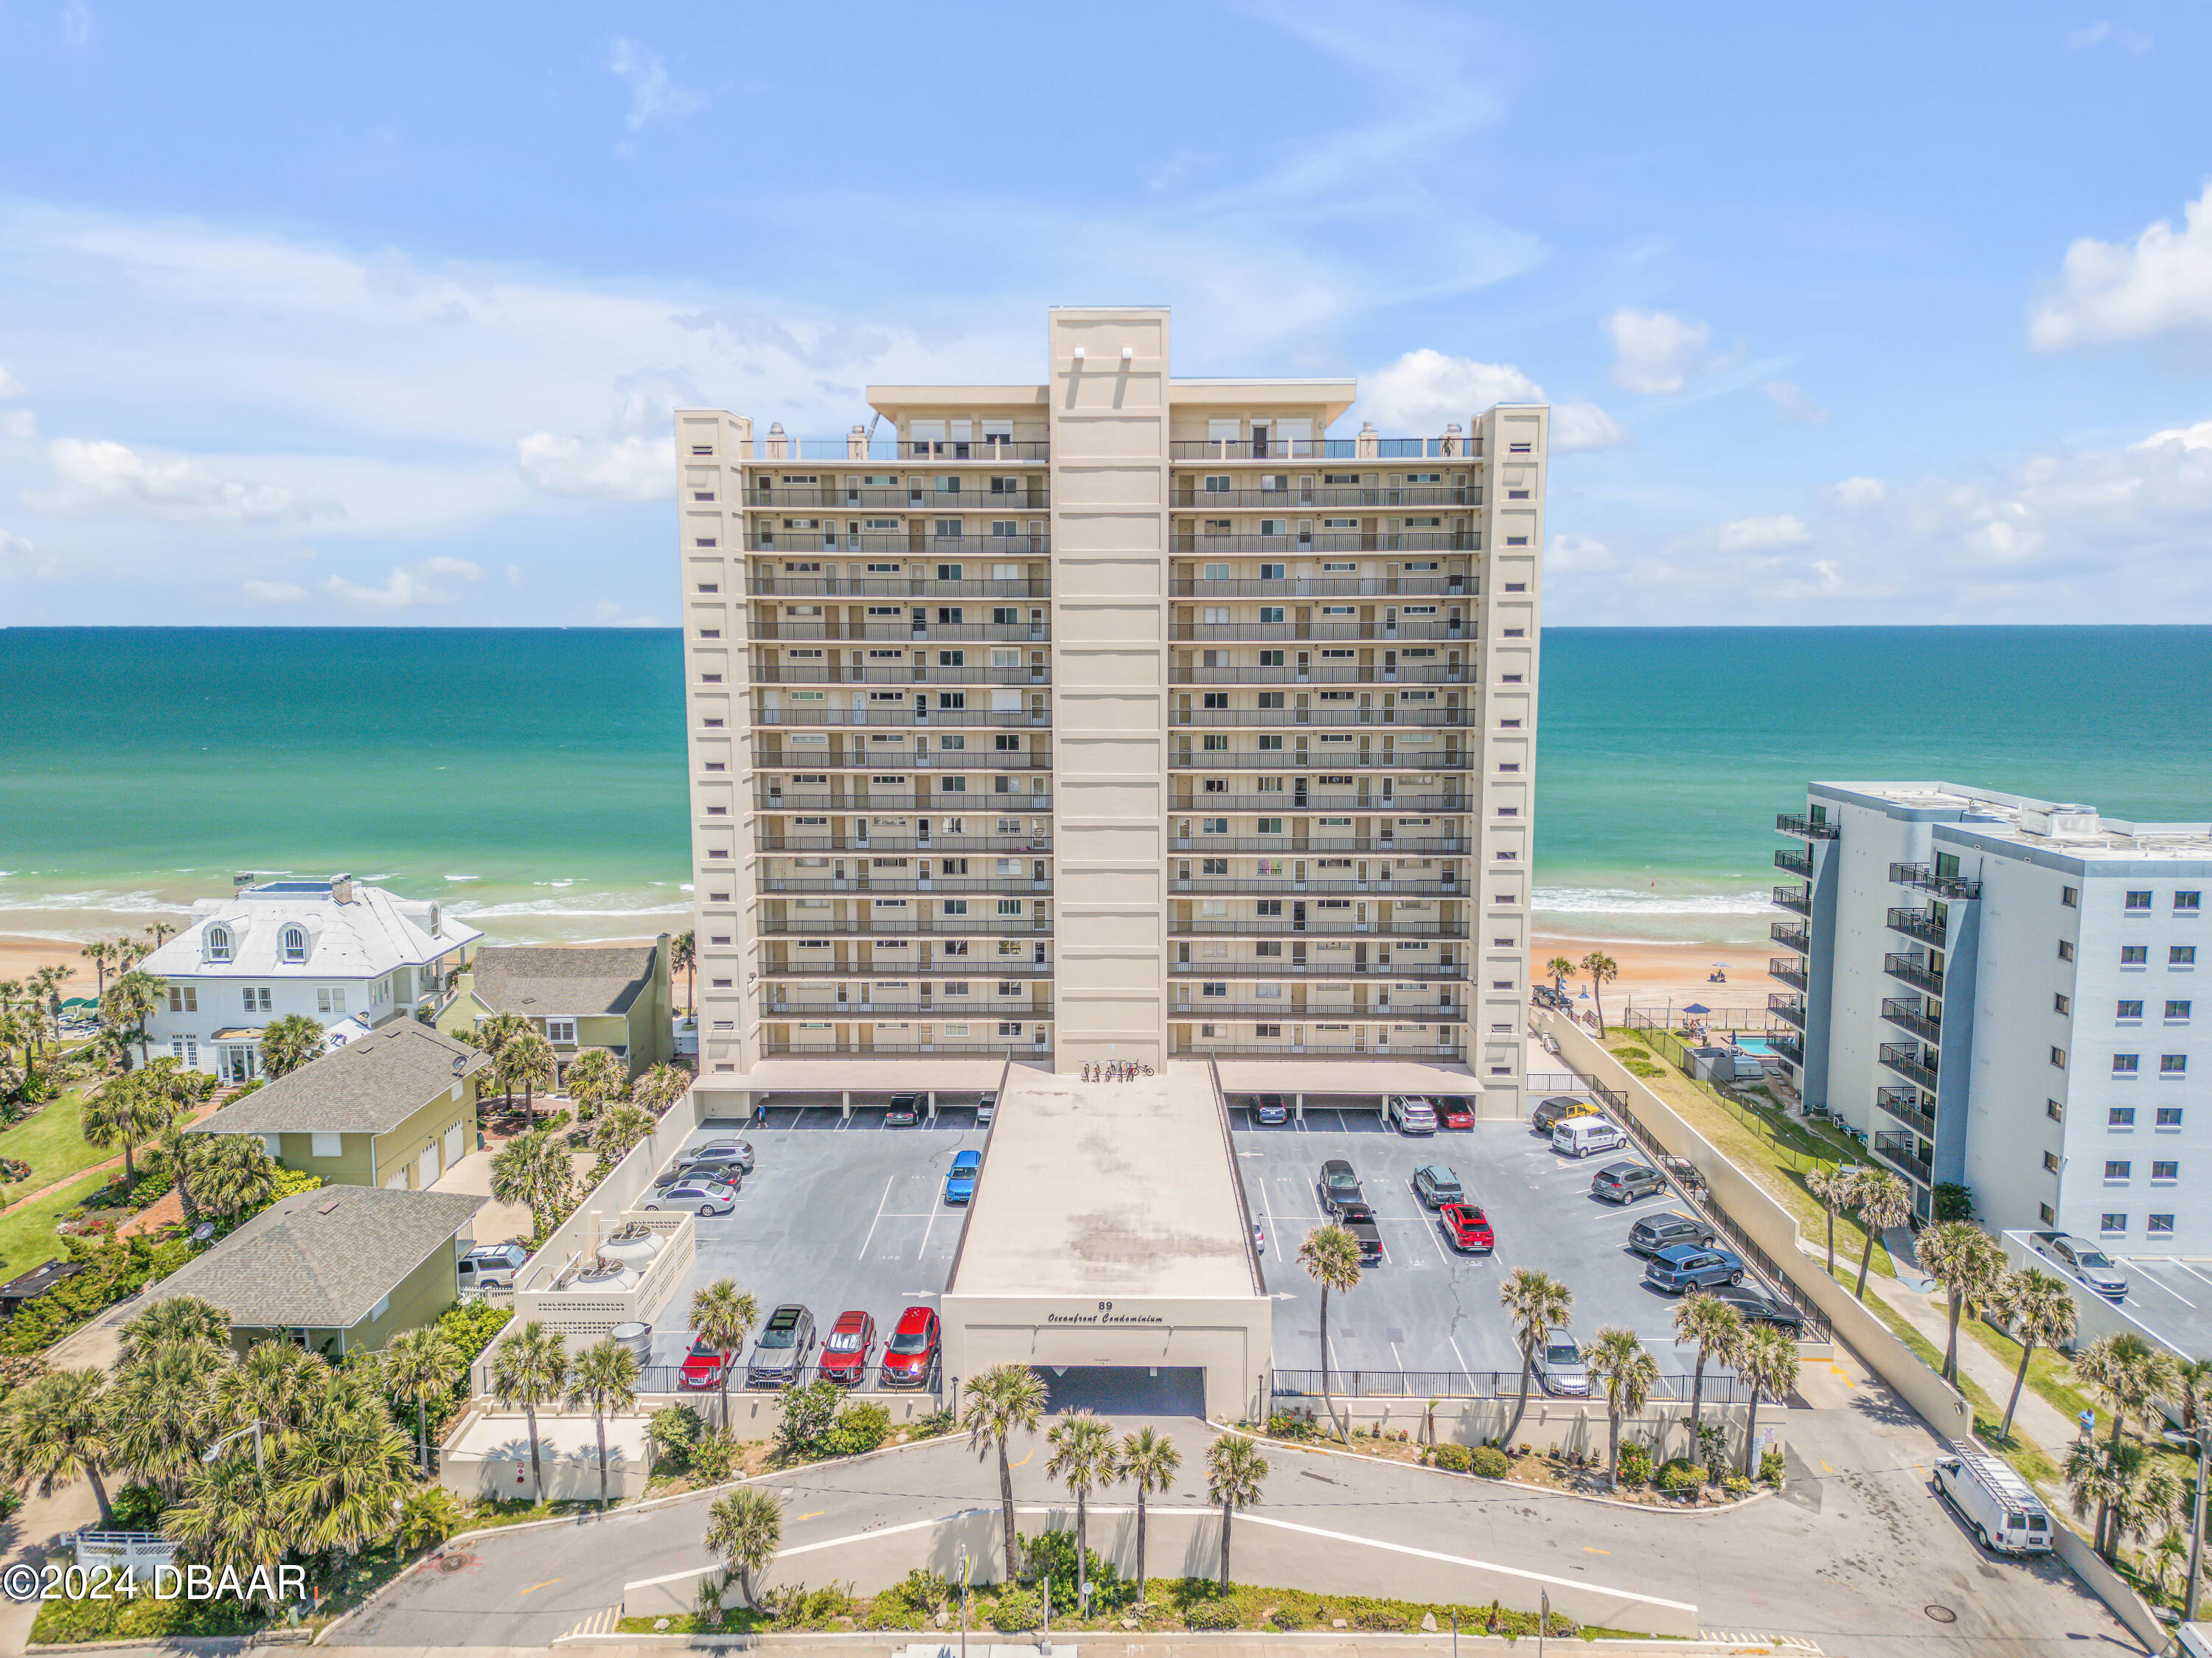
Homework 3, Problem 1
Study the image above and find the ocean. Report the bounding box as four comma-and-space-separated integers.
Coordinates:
2, 625, 2207, 950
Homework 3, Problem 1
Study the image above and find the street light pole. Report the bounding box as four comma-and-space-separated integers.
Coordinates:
956, 1542, 969, 1658
203, 1420, 265, 1475
2167, 1427, 2208, 1624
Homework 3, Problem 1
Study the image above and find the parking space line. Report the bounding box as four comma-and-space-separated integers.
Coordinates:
855, 1177, 896, 1261
2139, 1270, 2195, 1308
1447, 1334, 1470, 1371
2166, 1258, 2212, 1291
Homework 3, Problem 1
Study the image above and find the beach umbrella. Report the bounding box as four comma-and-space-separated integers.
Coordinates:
1683, 1003, 1711, 1016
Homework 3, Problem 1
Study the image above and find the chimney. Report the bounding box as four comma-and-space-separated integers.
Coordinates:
330, 874, 355, 905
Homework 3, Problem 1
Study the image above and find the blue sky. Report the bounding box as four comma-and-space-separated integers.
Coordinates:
1, 1, 2208, 627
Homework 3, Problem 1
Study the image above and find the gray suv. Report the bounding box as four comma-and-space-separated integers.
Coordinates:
1411, 1166, 1464, 1209
1627, 1211, 1716, 1256
681, 1139, 756, 1178
1591, 1161, 1665, 1204
746, 1304, 816, 1387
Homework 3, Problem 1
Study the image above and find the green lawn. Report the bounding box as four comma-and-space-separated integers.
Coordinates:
1958, 1318, 2094, 1423
0, 1084, 112, 1194
1856, 1281, 2062, 1490
0, 1166, 114, 1282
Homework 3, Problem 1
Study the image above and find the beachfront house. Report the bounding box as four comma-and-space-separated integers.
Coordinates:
139, 874, 483, 1082
192, 1023, 488, 1191
436, 938, 674, 1081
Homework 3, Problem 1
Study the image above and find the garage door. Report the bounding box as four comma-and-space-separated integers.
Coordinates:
1039, 1366, 1205, 1418
418, 1144, 439, 1189
445, 1121, 465, 1167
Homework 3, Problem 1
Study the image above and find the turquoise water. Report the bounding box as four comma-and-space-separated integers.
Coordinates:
1, 625, 2206, 947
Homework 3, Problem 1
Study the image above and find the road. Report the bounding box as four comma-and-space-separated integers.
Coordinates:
336, 1370, 2134, 1658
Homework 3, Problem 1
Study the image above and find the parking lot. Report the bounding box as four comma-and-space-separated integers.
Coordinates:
2101, 1253, 2212, 1356
1234, 1105, 1756, 1387
639, 1104, 987, 1384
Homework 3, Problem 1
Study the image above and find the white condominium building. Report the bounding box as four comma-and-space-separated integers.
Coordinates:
1771, 784, 2209, 1245
680, 306, 1547, 1101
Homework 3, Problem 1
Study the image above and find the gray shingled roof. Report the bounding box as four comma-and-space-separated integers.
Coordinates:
471, 944, 658, 1018
196, 1022, 488, 1136
139, 1186, 485, 1329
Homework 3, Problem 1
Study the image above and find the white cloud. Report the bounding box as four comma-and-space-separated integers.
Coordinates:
2029, 184, 2212, 352
592, 599, 661, 627
1552, 403, 1628, 451
240, 579, 305, 604
1827, 476, 1887, 509
32, 437, 304, 522
607, 38, 703, 133
0, 366, 24, 398
1761, 380, 1830, 424
2065, 20, 2152, 52
505, 562, 524, 588
2136, 419, 2212, 453
1603, 307, 1712, 394
60, 0, 92, 49
1, 409, 35, 441
516, 431, 672, 499
324, 556, 483, 610
1360, 349, 1624, 450
1546, 534, 1617, 573
1716, 514, 1810, 552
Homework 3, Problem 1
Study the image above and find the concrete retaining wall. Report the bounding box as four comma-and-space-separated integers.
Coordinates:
1298, 1396, 1755, 1466
639, 1390, 945, 1428
2051, 1526, 2167, 1652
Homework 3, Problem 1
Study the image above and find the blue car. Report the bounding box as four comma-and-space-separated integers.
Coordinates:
1642, 1243, 1747, 1295
945, 1149, 982, 1204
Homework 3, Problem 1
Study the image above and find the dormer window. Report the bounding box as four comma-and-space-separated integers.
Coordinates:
281, 925, 307, 964
206, 925, 232, 962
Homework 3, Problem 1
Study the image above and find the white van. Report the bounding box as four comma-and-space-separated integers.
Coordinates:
1385, 1095, 1438, 1135
1551, 1117, 1625, 1158
1933, 1441, 2053, 1555
2176, 1623, 2212, 1658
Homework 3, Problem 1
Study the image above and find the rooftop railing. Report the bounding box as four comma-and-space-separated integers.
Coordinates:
1172, 532, 1475, 554
1169, 436, 1482, 460
1175, 486, 1475, 507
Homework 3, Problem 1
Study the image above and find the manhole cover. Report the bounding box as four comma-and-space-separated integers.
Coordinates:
1923, 1605, 1957, 1623
439, 1552, 474, 1573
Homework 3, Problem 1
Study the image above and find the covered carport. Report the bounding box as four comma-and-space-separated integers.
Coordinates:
692, 1056, 1009, 1125
1217, 1056, 1501, 1124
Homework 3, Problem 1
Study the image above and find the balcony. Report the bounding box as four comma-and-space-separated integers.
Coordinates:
755, 708, 1048, 729
1173, 878, 1459, 898
760, 1040, 1052, 1058
749, 622, 1050, 644
1769, 958, 1809, 990
1768, 994, 1806, 1029
1171, 533, 1476, 555
1170, 1040, 1468, 1060
1890, 863, 1983, 900
712, 434, 1046, 463
748, 577, 1050, 599
755, 793, 1053, 813
1874, 1087, 1937, 1139
759, 877, 1053, 897
759, 958, 1051, 978
1770, 1033, 1804, 1067
1882, 953, 1944, 995
1173, 486, 1475, 508
1171, 621, 1464, 643
748, 487, 1048, 509
1170, 577, 1470, 599
1775, 812, 1840, 840
1172, 708, 1470, 728
1881, 998, 1942, 1043
751, 663, 1053, 687
1168, 436, 1481, 461
1171, 835, 1464, 855
754, 749, 1051, 771
1171, 794, 1471, 815
749, 534, 1050, 558
759, 916, 1053, 937
763, 999, 1052, 1020
1872, 1129, 1933, 1185
1770, 922, 1809, 952
1773, 848, 1812, 879
754, 834, 1052, 854
1171, 1001, 1458, 1020
1169, 960, 1464, 979
1172, 750, 1469, 770
1772, 885, 1812, 917
1878, 1042, 1938, 1090
1885, 907, 1947, 946
1169, 919, 1456, 938
1172, 663, 1472, 686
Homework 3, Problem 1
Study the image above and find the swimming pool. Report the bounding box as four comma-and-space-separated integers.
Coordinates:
1736, 1037, 1774, 1055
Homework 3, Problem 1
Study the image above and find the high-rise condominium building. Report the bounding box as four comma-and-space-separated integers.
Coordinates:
1771, 784, 2208, 1244
679, 307, 1547, 1105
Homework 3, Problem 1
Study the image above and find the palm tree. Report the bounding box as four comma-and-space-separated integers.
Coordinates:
119, 1295, 230, 1365
689, 1279, 761, 1432
381, 1326, 462, 1471
1916, 1222, 2006, 1386
1499, 1267, 1573, 1449
633, 1062, 691, 1118
964, 1362, 1047, 1578
489, 1321, 570, 1503
1204, 1434, 1267, 1590
81, 938, 116, 999
257, 1013, 326, 1080
100, 969, 166, 1070
1045, 1410, 1117, 1608
216, 1340, 327, 1434
145, 921, 178, 950
490, 1129, 575, 1238
1672, 1292, 1743, 1452
2172, 1355, 2212, 1439
1296, 1223, 1361, 1438
475, 1012, 532, 1112
1117, 1427, 1180, 1604
566, 1337, 641, 1511
163, 1447, 286, 1576
499, 1031, 557, 1126
592, 1101, 656, 1163
672, 930, 697, 1018
1848, 1171, 1912, 1299
0, 1368, 118, 1525
112, 934, 145, 974
1544, 955, 1575, 996
704, 1486, 782, 1610
2067, 1438, 2152, 1563
2076, 1332, 2180, 1553
153, 1122, 210, 1225
195, 1135, 279, 1222
1735, 1322, 1801, 1478
109, 1343, 222, 1497
1578, 950, 1618, 1032
1587, 1327, 1660, 1485
1804, 1165, 1860, 1278
1990, 1266, 2076, 1442
81, 1068, 173, 1183
563, 1048, 627, 1121
278, 1385, 415, 1556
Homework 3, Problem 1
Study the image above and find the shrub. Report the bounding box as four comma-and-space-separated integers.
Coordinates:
775, 1378, 844, 1459
1355, 1607, 1409, 1631
824, 1401, 891, 1457
1609, 1045, 1652, 1061
1265, 1409, 1315, 1441
1184, 1598, 1240, 1630
1469, 1445, 1511, 1480
1622, 1060, 1666, 1079
988, 1590, 1041, 1632
912, 1405, 956, 1438
688, 1428, 743, 1485
647, 1404, 706, 1472
1932, 1182, 1975, 1223
1270, 1606, 1307, 1630
1759, 1449, 1787, 1488
1432, 1443, 1472, 1472
894, 1568, 949, 1616
1722, 1471, 1752, 1497
1024, 1528, 1121, 1612
1616, 1443, 1653, 1487
1656, 1457, 1703, 1493
108, 1483, 164, 1530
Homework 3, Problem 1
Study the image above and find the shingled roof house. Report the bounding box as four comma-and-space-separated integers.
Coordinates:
436, 937, 673, 1080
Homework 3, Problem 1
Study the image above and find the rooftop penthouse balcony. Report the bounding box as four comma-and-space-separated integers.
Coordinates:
1169, 576, 1470, 599
1768, 993, 1807, 1029
1172, 663, 1471, 686
753, 748, 1051, 771
1883, 953, 1944, 995
1171, 621, 1466, 643
1775, 812, 1840, 840
1890, 863, 1983, 900
751, 663, 1051, 686
1885, 907, 1948, 946
1878, 1042, 1938, 1090
1171, 708, 1470, 728
1873, 1129, 1933, 1185
1173, 877, 1460, 898
1170, 750, 1469, 770
748, 576, 1050, 599
1769, 957, 1809, 990
1169, 434, 1481, 461
1169, 918, 1459, 939
1771, 885, 1812, 917
748, 487, 1048, 509
749, 621, 1049, 644
754, 792, 1053, 812
759, 958, 1051, 978
755, 834, 1052, 854
1172, 532, 1476, 554
1170, 795, 1470, 815
1874, 1087, 1937, 1139
1169, 960, 1464, 980
748, 534, 1050, 557
1770, 922, 1809, 952
709, 429, 1046, 462
760, 916, 1053, 938
1175, 485, 1476, 508
1880, 997, 1941, 1043
752, 708, 1049, 730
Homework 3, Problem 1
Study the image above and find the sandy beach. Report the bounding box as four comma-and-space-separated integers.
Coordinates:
1530, 933, 1776, 1028
0, 936, 88, 992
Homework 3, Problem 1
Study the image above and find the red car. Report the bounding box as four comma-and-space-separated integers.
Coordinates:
1438, 1201, 1495, 1253
819, 1309, 877, 1385
879, 1306, 940, 1388
680, 1337, 731, 1390
1436, 1096, 1475, 1130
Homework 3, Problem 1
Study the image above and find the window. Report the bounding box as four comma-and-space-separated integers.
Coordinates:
2169, 1000, 2192, 1020
2118, 1000, 2144, 1020
2101, 1213, 2127, 1233
2114, 1053, 2139, 1074
2044, 1150, 2061, 1172
546, 1018, 577, 1044
2126, 890, 2153, 912
2039, 1203, 2056, 1225
2053, 993, 2071, 1015
206, 925, 232, 962
2105, 1160, 2131, 1180
2180, 891, 2202, 912
2158, 1106, 2185, 1126
2048, 1099, 2065, 1121
2107, 1107, 2135, 1128
242, 986, 271, 1013
996, 899, 1023, 916
2149, 1214, 2175, 1234
2160, 1053, 2187, 1075
2123, 944, 2149, 964
2152, 1160, 2178, 1181
2176, 946, 2199, 965
2062, 886, 2079, 908
281, 926, 307, 963
166, 986, 197, 1013
316, 987, 347, 1014
1255, 1025, 1281, 1038
2051, 1045, 2067, 1068
310, 1132, 342, 1159
2057, 939, 2075, 961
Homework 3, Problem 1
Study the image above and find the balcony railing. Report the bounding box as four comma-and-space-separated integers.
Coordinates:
1775, 813, 1840, 840
1769, 958, 1809, 989
754, 709, 1048, 730
1772, 885, 1812, 917
1170, 1041, 1467, 1059
759, 959, 1051, 978
762, 1000, 1052, 1020
1882, 953, 1944, 995
1169, 436, 1481, 460
748, 577, 1049, 598
1878, 1042, 1938, 1089
1773, 849, 1812, 879
1169, 795, 1472, 815
1174, 486, 1475, 508
1169, 919, 1457, 938
1889, 863, 1983, 900
1885, 907, 1947, 946
751, 663, 1051, 687
1169, 577, 1470, 598
754, 835, 1052, 854
1770, 922, 1809, 952
1172, 708, 1469, 728
1881, 998, 1942, 1042
759, 877, 1053, 897
1172, 750, 1468, 770
1171, 836, 1465, 855
1874, 1087, 1937, 1139
1172, 663, 1472, 686
1172, 878, 1458, 898
759, 916, 1053, 937
1768, 994, 1806, 1029
754, 754, 1048, 775
751, 534, 1049, 558
705, 434, 1047, 462
1770, 1033, 1804, 1067
759, 1040, 1052, 1057
1873, 1129, 1933, 1185
1171, 1002, 1458, 1020
748, 487, 1048, 509
754, 793, 1053, 812
1172, 533, 1475, 554
1169, 961, 1464, 979
1170, 622, 1465, 642
749, 623, 1049, 643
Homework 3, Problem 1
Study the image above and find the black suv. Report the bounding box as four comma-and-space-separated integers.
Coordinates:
1591, 1162, 1665, 1204
1335, 1202, 1385, 1264
1318, 1159, 1363, 1215
745, 1304, 816, 1387
1627, 1210, 1715, 1256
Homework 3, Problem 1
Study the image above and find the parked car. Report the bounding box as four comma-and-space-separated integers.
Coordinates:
1709, 1283, 1804, 1331
1385, 1094, 1438, 1135
1591, 1161, 1664, 1203
650, 1160, 736, 1197
456, 1241, 529, 1295
1643, 1244, 1747, 1294
880, 1306, 941, 1387
1553, 1118, 1626, 1158
1438, 1201, 1495, 1253
884, 1095, 921, 1127
746, 1304, 817, 1387
1435, 1096, 1475, 1130
818, 1309, 877, 1385
1411, 1165, 1464, 1209
643, 1177, 738, 1216
2031, 1231, 2129, 1298
1934, 1440, 2054, 1555
1253, 1093, 1290, 1126
680, 1337, 732, 1391
1531, 1096, 1599, 1135
975, 1091, 997, 1126
945, 1149, 982, 1204
1318, 1158, 1364, 1214
1334, 1202, 1384, 1264
681, 1138, 756, 1179
1627, 1211, 1716, 1255
1534, 1335, 1590, 1396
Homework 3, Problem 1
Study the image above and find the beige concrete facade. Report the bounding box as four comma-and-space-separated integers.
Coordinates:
680, 305, 1545, 1109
